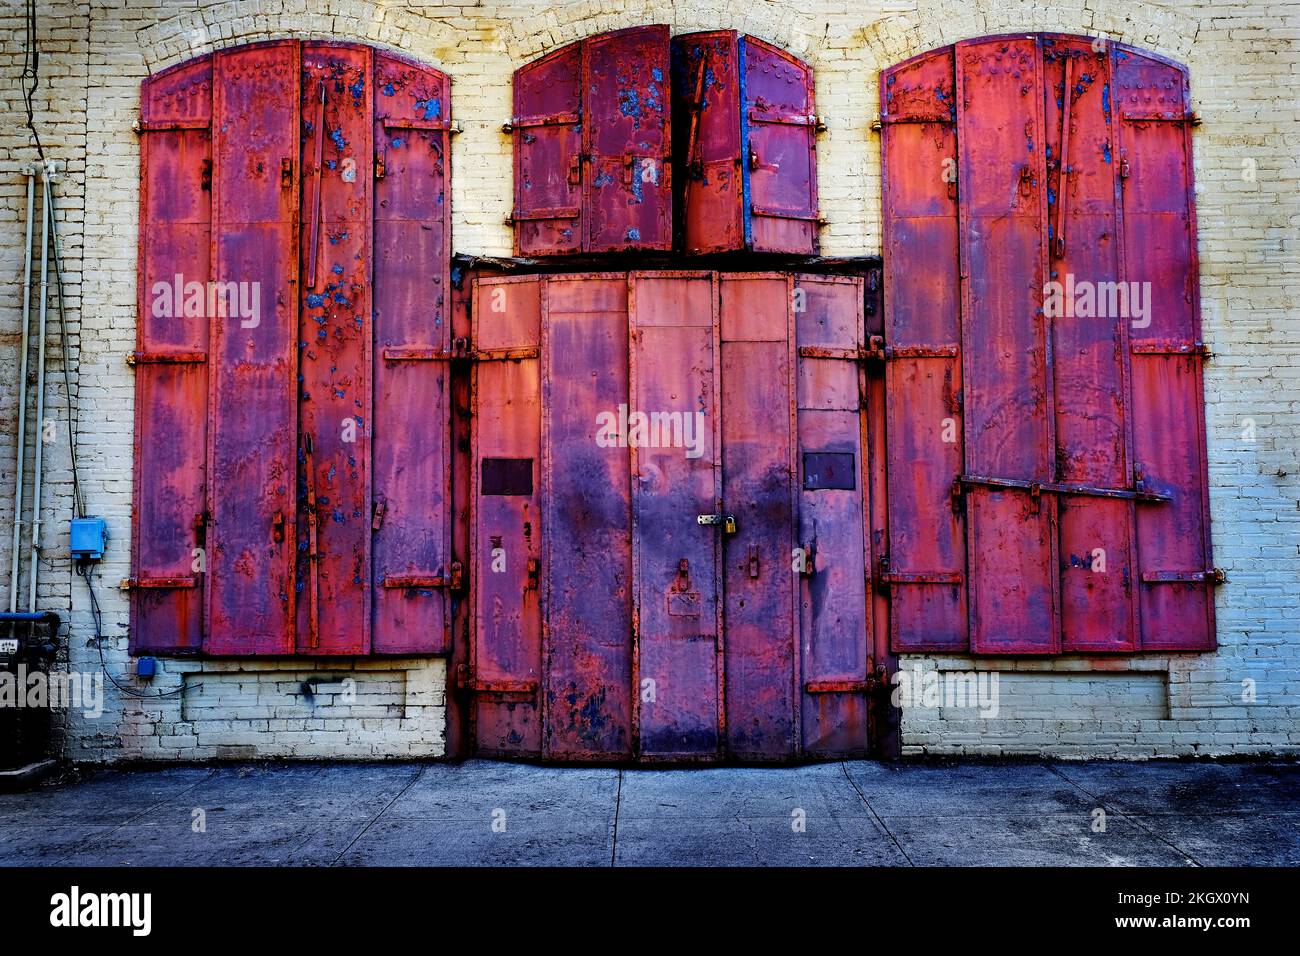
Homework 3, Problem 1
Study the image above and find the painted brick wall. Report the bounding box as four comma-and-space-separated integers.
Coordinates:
0, 0, 1295, 762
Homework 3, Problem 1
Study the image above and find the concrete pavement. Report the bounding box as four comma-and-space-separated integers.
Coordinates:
1, 759, 1296, 866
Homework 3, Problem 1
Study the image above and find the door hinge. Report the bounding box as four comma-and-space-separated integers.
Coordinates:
371, 498, 387, 531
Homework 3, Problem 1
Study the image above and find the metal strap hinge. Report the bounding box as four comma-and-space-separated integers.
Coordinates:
133, 118, 211, 133
382, 345, 538, 363
382, 561, 463, 591
1141, 569, 1226, 585
127, 350, 207, 366
959, 474, 1171, 503
120, 576, 198, 591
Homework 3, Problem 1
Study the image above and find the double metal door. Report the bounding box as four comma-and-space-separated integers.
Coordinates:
469, 271, 875, 762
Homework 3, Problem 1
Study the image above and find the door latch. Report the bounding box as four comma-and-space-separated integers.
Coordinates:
697, 513, 736, 534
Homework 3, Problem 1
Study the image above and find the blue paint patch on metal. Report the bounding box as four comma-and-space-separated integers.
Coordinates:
738, 35, 753, 248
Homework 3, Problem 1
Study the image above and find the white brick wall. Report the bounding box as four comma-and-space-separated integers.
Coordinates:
1, 0, 1295, 762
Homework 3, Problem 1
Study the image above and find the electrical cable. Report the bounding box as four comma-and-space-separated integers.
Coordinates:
79, 561, 196, 699
21, 0, 46, 163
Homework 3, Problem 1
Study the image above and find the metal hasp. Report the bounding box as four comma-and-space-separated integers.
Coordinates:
673, 31, 822, 254
509, 26, 672, 255
132, 41, 453, 656
467, 271, 878, 763
879, 34, 1217, 654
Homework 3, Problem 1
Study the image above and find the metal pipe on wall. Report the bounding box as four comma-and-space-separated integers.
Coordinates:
8, 165, 38, 618
27, 166, 53, 613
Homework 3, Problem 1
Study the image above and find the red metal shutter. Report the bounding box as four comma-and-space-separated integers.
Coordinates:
957, 37, 1058, 654
1042, 36, 1139, 651
880, 46, 968, 652
741, 37, 819, 254
584, 26, 673, 252
131, 56, 213, 654
511, 43, 583, 255
205, 41, 300, 655
674, 31, 743, 254
1114, 48, 1215, 650
372, 52, 454, 654
295, 43, 373, 655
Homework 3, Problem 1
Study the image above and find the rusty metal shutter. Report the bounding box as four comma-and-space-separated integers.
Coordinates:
130, 55, 213, 653
1114, 47, 1216, 650
372, 52, 455, 655
511, 44, 583, 255
881, 35, 1215, 654
879, 45, 968, 652
133, 42, 453, 657
673, 32, 820, 255
511, 27, 671, 254
205, 41, 301, 655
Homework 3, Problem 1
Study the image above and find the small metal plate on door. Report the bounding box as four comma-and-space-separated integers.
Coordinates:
667, 591, 702, 617
803, 452, 856, 490
481, 457, 534, 496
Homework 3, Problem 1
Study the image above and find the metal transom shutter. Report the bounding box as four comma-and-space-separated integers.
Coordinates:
672, 31, 820, 255
511, 26, 671, 255
880, 34, 1216, 654
132, 42, 452, 656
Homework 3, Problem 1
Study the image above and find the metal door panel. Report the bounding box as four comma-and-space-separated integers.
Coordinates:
296, 43, 372, 654
794, 276, 870, 756
957, 37, 1058, 653
1042, 38, 1137, 651
372, 53, 453, 654
630, 274, 720, 759
542, 277, 633, 760
206, 42, 299, 654
473, 277, 543, 755
512, 44, 583, 255
673, 31, 743, 255
1115, 49, 1213, 650
742, 37, 819, 254
132, 57, 213, 654
719, 276, 796, 759
583, 27, 672, 252
880, 47, 968, 652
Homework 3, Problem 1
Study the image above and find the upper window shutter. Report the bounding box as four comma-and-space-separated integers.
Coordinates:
741, 36, 820, 254
673, 30, 744, 255
582, 25, 672, 252
673, 31, 819, 255
131, 55, 213, 654
880, 45, 968, 653
372, 52, 455, 655
882, 35, 1215, 654
511, 43, 583, 255
1115, 49, 1216, 650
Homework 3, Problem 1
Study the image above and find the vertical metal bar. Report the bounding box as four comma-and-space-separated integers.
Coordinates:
307, 79, 325, 289
1053, 55, 1074, 259
27, 168, 53, 612
8, 166, 37, 617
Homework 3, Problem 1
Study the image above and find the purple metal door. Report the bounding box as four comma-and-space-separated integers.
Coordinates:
793, 275, 872, 755
511, 43, 583, 255
742, 37, 820, 254
541, 276, 633, 759
471, 276, 544, 757
1115, 48, 1215, 650
718, 274, 797, 759
880, 46, 968, 652
205, 41, 300, 655
583, 27, 672, 253
131, 56, 213, 653
372, 52, 454, 654
630, 273, 721, 760
956, 36, 1058, 654
674, 31, 744, 255
1042, 36, 1138, 652
296, 43, 371, 655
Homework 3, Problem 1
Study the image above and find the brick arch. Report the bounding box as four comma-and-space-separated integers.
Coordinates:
859, 0, 1198, 69
137, 0, 457, 73
501, 0, 825, 65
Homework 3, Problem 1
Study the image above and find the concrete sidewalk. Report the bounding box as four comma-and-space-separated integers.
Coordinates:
1, 760, 1296, 866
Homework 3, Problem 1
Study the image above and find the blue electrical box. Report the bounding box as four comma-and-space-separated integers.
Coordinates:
70, 517, 108, 561
136, 656, 157, 679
